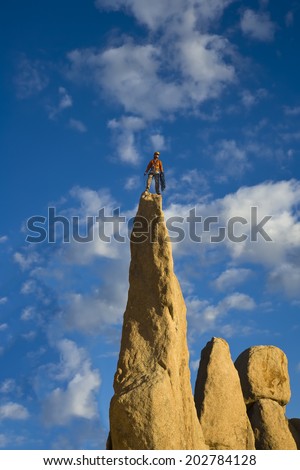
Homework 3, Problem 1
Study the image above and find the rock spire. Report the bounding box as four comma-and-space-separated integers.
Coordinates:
108, 193, 206, 450
194, 337, 255, 450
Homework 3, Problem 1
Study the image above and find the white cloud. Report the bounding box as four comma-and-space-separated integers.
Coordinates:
18, 186, 131, 334
68, 2, 236, 124
95, 0, 234, 31
176, 33, 235, 100
268, 264, 300, 299
186, 292, 256, 337
222, 292, 255, 311
214, 268, 252, 291
43, 340, 101, 425
213, 139, 250, 181
58, 87, 73, 109
107, 115, 145, 164
14, 56, 49, 99
0, 236, 8, 244
0, 297, 8, 305
150, 133, 166, 151
48, 87, 73, 120
21, 306, 35, 321
69, 118, 87, 133
0, 324, 8, 331
218, 180, 300, 266
51, 339, 92, 381
281, 131, 300, 142
14, 251, 40, 271
240, 88, 268, 108
284, 106, 300, 116
285, 11, 294, 27
165, 179, 300, 300
67, 44, 181, 120
20, 280, 37, 295
62, 272, 128, 334
0, 402, 29, 420
22, 331, 36, 341
169, 168, 210, 203
0, 379, 16, 394
95, 0, 186, 30
56, 186, 129, 263
240, 9, 276, 42
124, 176, 136, 190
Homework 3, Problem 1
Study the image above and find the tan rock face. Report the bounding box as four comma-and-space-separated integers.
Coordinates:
234, 346, 291, 405
248, 399, 297, 450
109, 193, 206, 450
194, 337, 255, 450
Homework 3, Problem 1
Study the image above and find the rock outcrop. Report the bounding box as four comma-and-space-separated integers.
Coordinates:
107, 193, 299, 450
247, 399, 297, 450
235, 346, 296, 450
194, 337, 255, 450
108, 193, 206, 450
234, 346, 291, 405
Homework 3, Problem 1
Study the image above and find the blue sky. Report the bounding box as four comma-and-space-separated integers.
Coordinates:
1, 0, 300, 450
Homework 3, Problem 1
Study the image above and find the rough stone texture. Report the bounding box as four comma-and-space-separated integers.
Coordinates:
248, 399, 297, 450
289, 418, 300, 449
194, 337, 255, 450
108, 193, 206, 450
234, 346, 291, 405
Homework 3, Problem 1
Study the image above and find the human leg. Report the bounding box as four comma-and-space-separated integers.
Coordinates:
146, 173, 153, 191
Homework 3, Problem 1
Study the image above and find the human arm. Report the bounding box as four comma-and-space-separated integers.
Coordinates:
145, 159, 153, 174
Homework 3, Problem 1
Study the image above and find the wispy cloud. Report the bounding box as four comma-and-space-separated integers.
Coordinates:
150, 133, 166, 151
68, 2, 236, 124
240, 88, 268, 108
107, 115, 145, 164
240, 9, 276, 42
42, 340, 101, 426
48, 87, 73, 120
283, 106, 300, 116
95, 0, 234, 31
0, 402, 29, 421
213, 139, 250, 181
213, 268, 252, 291
187, 292, 256, 338
14, 55, 49, 99
285, 11, 294, 27
0, 379, 16, 394
69, 118, 87, 133
13, 251, 40, 271
124, 176, 137, 190
21, 306, 36, 321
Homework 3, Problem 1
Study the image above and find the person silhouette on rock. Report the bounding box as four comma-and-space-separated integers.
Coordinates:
144, 151, 164, 195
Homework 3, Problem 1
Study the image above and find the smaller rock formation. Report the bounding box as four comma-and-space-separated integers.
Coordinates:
235, 345, 296, 450
234, 345, 291, 405
248, 399, 297, 450
194, 337, 255, 450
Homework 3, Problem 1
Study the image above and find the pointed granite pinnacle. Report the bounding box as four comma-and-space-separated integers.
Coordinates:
108, 193, 206, 450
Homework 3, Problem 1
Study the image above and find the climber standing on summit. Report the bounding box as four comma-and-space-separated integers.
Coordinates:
144, 151, 165, 195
